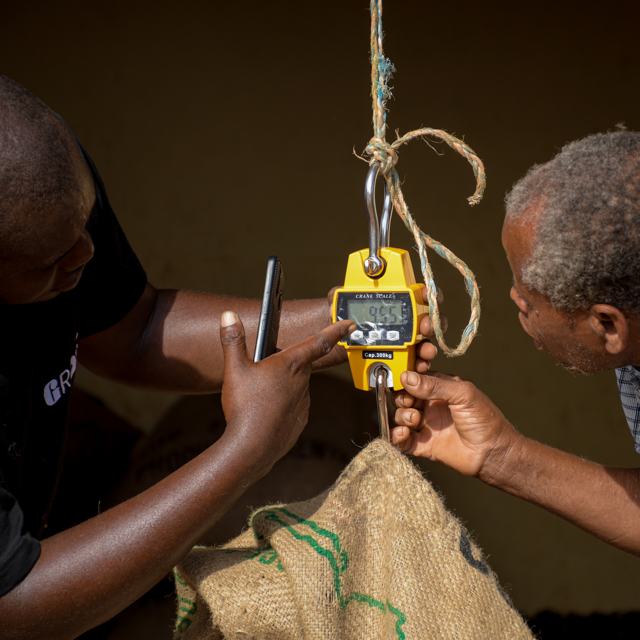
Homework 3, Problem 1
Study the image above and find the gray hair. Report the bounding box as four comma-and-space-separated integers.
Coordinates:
505, 131, 640, 314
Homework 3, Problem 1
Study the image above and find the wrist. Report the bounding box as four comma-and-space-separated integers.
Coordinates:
281, 298, 329, 342
477, 425, 527, 487
218, 420, 279, 482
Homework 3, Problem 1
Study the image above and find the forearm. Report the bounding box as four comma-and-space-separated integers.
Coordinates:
83, 288, 330, 393
0, 430, 268, 640
481, 433, 640, 554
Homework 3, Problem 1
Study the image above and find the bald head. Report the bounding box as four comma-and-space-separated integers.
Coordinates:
0, 75, 93, 261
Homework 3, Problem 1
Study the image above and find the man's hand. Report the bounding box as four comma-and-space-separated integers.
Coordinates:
391, 371, 640, 556
0, 314, 353, 640
391, 372, 520, 477
414, 285, 443, 373
220, 311, 353, 474
309, 288, 349, 370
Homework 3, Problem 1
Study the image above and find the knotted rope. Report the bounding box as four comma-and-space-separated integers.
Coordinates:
364, 0, 486, 357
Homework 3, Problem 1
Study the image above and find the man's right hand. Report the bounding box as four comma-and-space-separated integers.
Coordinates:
391, 371, 521, 477
0, 313, 353, 640
392, 371, 640, 557
219, 311, 353, 475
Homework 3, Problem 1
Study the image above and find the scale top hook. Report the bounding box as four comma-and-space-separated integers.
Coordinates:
364, 163, 392, 278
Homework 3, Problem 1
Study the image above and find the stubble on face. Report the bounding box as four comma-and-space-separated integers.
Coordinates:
553, 342, 600, 375
501, 208, 606, 375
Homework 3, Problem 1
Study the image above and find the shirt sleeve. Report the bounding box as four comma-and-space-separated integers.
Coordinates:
0, 486, 40, 597
73, 149, 148, 339
615, 366, 640, 454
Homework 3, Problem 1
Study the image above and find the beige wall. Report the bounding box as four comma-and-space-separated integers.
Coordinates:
2, 0, 639, 616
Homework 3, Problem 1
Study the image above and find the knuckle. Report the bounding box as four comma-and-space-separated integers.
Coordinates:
221, 326, 244, 345
419, 375, 434, 393
317, 336, 332, 356
460, 380, 476, 397
287, 354, 304, 374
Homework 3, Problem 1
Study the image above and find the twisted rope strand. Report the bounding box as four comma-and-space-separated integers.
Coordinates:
365, 0, 486, 357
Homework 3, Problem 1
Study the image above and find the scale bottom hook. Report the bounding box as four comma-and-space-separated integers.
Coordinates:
373, 364, 392, 441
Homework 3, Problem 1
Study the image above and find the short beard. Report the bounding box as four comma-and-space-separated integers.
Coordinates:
556, 361, 591, 376
554, 342, 602, 375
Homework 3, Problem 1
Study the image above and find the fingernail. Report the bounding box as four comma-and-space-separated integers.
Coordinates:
221, 311, 239, 327
405, 371, 419, 386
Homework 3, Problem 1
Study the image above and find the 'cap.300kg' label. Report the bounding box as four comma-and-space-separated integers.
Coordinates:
362, 351, 394, 360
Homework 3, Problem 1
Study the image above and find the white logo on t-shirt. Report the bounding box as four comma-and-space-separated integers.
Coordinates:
44, 344, 78, 407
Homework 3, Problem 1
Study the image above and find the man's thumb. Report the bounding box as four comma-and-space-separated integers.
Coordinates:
220, 311, 248, 373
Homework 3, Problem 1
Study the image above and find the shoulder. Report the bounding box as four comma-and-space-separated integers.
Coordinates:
615, 365, 640, 384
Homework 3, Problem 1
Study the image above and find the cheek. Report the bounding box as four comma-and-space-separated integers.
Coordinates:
530, 319, 577, 355
517, 311, 557, 351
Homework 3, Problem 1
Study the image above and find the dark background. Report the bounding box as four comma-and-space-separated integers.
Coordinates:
2, 0, 639, 621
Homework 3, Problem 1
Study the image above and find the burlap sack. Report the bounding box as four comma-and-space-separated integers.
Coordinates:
174, 440, 533, 639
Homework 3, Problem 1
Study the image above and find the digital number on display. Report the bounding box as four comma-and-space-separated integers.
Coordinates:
347, 301, 406, 326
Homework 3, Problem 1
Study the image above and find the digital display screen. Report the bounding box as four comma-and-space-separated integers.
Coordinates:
347, 301, 406, 326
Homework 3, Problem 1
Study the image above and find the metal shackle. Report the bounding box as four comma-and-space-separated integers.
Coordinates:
374, 364, 391, 441
364, 163, 392, 277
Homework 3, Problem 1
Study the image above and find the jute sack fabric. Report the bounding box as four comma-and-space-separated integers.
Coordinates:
174, 439, 533, 639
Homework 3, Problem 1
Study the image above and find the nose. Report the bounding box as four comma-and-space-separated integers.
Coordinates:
60, 230, 95, 273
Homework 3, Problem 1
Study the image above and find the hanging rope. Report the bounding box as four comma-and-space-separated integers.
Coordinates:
364, 0, 486, 357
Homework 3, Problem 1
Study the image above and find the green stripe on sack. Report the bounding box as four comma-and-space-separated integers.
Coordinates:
258, 509, 407, 640
277, 507, 349, 572
174, 571, 197, 635
173, 569, 189, 587
175, 616, 193, 633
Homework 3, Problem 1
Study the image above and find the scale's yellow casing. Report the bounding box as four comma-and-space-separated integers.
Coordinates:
332, 247, 427, 391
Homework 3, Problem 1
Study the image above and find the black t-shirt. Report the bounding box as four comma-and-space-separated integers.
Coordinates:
0, 150, 147, 596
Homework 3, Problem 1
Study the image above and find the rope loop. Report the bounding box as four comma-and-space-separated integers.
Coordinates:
364, 0, 487, 357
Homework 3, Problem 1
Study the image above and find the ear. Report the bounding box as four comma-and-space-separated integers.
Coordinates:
588, 304, 629, 355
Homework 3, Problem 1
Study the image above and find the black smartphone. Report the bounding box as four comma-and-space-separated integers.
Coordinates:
253, 256, 283, 362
